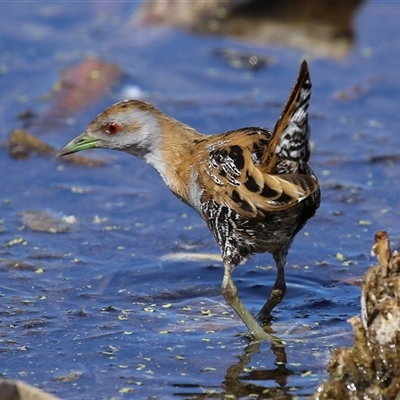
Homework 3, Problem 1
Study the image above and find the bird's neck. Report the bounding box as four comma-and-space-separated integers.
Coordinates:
143, 113, 204, 201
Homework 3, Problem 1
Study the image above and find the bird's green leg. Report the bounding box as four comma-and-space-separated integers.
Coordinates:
257, 253, 287, 321
221, 262, 274, 341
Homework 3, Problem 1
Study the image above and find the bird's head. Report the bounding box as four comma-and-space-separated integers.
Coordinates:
57, 100, 162, 159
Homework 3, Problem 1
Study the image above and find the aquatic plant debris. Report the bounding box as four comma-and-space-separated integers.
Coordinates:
312, 231, 400, 399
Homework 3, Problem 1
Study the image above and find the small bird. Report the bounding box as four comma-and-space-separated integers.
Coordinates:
58, 60, 320, 340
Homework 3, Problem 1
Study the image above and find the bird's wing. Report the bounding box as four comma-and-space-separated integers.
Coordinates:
199, 133, 319, 218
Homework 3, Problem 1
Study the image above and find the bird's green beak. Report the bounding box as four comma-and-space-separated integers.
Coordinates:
57, 132, 99, 157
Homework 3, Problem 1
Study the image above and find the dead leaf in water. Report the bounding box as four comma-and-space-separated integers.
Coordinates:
8, 129, 53, 160
50, 58, 124, 116
7, 129, 106, 167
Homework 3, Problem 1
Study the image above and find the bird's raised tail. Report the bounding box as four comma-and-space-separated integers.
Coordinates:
263, 60, 312, 174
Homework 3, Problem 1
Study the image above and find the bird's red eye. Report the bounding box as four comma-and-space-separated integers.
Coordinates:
105, 122, 120, 135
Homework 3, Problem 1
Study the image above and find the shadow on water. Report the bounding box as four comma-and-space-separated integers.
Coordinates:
133, 0, 364, 59
1, 0, 400, 398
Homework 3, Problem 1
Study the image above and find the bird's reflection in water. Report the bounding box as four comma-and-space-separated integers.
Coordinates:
223, 338, 293, 398
173, 329, 300, 399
